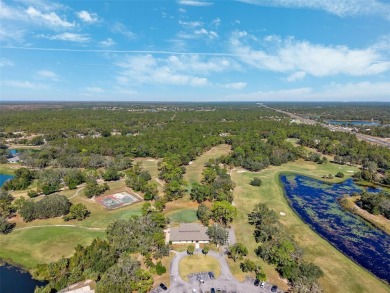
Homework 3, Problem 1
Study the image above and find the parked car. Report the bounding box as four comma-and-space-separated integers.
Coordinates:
260, 281, 266, 288
254, 279, 260, 286
211, 288, 215, 293
271, 285, 278, 292
208, 271, 215, 279
217, 288, 221, 293
159, 283, 167, 290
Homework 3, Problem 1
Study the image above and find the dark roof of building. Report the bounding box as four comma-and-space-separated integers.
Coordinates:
170, 223, 209, 242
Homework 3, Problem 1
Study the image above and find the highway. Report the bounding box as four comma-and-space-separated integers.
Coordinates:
261, 105, 390, 149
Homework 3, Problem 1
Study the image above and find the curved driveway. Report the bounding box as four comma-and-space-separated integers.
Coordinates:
167, 249, 278, 293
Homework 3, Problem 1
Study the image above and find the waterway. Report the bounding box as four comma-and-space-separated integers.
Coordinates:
327, 120, 380, 126
280, 174, 390, 283
0, 173, 46, 292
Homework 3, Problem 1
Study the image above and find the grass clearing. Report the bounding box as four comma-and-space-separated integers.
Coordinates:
0, 227, 103, 268
231, 159, 390, 293
179, 255, 221, 281
2, 180, 142, 269
167, 209, 198, 224
0, 163, 19, 175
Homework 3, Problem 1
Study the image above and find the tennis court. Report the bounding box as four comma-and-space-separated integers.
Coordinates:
95, 191, 141, 209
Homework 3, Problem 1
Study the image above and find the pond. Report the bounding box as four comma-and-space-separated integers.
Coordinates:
0, 263, 47, 293
0, 174, 14, 186
9, 149, 18, 156
280, 174, 390, 283
327, 120, 380, 126
0, 173, 46, 292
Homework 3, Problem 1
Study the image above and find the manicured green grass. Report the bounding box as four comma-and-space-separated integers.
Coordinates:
179, 255, 221, 281
0, 163, 18, 175
0, 227, 103, 268
2, 180, 143, 269
167, 209, 198, 223
230, 160, 390, 293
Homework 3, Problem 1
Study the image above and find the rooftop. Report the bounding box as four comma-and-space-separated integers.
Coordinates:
170, 223, 209, 242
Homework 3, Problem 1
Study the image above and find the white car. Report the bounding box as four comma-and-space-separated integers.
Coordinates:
260, 281, 266, 288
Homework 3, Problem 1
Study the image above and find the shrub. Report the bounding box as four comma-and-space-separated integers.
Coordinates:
27, 190, 39, 198
155, 261, 166, 275
250, 177, 262, 187
64, 203, 90, 221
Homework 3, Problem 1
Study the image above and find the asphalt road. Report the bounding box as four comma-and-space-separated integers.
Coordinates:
261, 105, 390, 149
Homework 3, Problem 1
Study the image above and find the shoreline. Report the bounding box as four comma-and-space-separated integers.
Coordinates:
278, 173, 390, 287
339, 195, 390, 235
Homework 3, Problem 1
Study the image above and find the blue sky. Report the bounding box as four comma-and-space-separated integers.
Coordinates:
1, 0, 390, 102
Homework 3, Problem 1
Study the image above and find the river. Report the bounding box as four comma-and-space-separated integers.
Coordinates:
280, 174, 390, 283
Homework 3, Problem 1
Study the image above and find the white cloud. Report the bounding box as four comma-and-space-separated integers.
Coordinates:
0, 58, 14, 67
111, 22, 137, 40
76, 10, 98, 23
178, 0, 213, 6
40, 32, 90, 42
115, 54, 215, 87
286, 71, 306, 82
25, 6, 74, 28
239, 0, 390, 20
99, 38, 115, 47
167, 55, 237, 74
85, 87, 104, 93
16, 0, 65, 12
194, 28, 218, 39
0, 26, 25, 43
179, 20, 203, 28
211, 18, 221, 27
2, 80, 47, 89
230, 31, 390, 77
221, 82, 247, 90
37, 70, 58, 81
224, 82, 390, 101
0, 1, 25, 19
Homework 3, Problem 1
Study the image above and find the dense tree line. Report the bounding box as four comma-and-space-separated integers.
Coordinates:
159, 155, 187, 201
355, 190, 390, 219
19, 194, 71, 222
248, 203, 324, 292
192, 161, 237, 226
191, 161, 235, 203
266, 102, 390, 124
2, 168, 36, 190
34, 213, 168, 292
2, 106, 388, 183
359, 126, 390, 138
125, 163, 158, 200
83, 180, 109, 198
0, 189, 15, 233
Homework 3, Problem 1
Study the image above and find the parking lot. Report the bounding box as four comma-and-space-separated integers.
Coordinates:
152, 250, 285, 293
